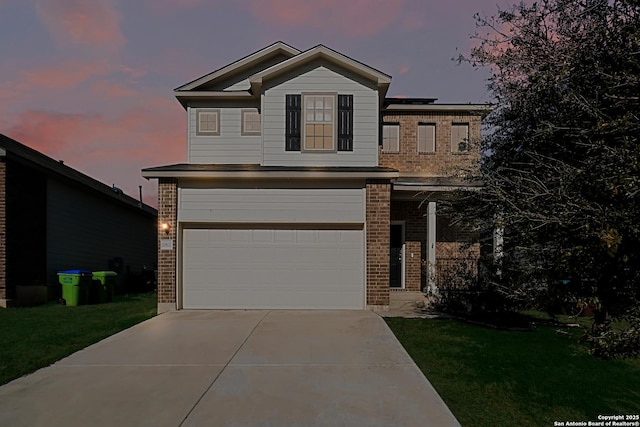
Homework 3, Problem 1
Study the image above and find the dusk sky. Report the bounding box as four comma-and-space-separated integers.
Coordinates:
0, 0, 510, 207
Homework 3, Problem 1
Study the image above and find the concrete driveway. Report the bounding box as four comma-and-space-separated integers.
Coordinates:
0, 310, 459, 426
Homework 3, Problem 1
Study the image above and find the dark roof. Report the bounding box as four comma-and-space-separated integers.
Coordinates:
143, 163, 398, 173
384, 98, 438, 105
395, 177, 483, 187
303, 44, 392, 80
174, 41, 300, 91
0, 134, 157, 216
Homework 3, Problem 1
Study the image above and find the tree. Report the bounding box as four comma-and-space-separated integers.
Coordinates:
449, 0, 640, 357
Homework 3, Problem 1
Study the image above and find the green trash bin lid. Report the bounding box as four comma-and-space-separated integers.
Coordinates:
92, 271, 117, 277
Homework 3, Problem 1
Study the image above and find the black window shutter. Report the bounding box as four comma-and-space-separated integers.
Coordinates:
337, 95, 353, 151
285, 94, 301, 151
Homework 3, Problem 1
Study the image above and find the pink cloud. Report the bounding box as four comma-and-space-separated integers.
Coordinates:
142, 0, 206, 14
398, 63, 410, 75
4, 103, 185, 207
249, 0, 404, 37
117, 65, 148, 80
35, 0, 125, 50
402, 14, 424, 31
22, 60, 110, 90
91, 80, 136, 98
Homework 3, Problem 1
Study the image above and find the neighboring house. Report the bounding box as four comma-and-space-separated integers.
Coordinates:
142, 42, 489, 313
0, 134, 157, 307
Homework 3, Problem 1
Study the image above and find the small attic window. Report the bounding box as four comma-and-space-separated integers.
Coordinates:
196, 109, 220, 136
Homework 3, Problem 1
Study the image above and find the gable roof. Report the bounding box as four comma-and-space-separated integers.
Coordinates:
248, 44, 392, 95
175, 41, 300, 92
0, 134, 157, 216
174, 43, 393, 107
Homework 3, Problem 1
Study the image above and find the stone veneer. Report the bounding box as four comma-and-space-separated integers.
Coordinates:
157, 178, 177, 313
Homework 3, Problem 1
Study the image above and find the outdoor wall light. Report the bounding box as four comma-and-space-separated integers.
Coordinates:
160, 222, 171, 235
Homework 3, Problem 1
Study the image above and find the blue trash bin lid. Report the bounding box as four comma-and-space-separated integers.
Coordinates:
57, 270, 92, 276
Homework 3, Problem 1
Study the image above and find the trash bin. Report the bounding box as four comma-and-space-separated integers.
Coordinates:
57, 270, 92, 306
92, 271, 117, 303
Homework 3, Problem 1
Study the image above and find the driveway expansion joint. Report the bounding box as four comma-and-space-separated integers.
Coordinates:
178, 310, 271, 427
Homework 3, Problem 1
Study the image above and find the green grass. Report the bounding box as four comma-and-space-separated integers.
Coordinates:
386, 316, 640, 427
0, 292, 156, 386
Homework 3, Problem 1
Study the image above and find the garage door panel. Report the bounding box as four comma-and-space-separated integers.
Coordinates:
182, 227, 364, 309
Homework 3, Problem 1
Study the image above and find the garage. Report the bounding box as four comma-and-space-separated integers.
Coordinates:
182, 226, 365, 309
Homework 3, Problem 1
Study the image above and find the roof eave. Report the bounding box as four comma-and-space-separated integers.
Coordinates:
142, 170, 399, 180
384, 103, 493, 114
175, 42, 300, 91
248, 46, 392, 93
174, 90, 256, 108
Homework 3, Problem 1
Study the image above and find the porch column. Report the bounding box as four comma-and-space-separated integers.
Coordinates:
426, 201, 437, 293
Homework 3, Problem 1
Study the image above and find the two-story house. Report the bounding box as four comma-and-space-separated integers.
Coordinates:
142, 42, 488, 313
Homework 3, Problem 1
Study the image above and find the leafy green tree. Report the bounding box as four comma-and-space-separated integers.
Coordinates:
450, 0, 640, 357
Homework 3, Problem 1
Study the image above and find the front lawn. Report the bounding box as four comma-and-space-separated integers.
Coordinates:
0, 292, 156, 386
386, 316, 640, 427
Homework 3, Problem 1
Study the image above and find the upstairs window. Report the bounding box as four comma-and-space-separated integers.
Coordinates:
286, 94, 353, 152
196, 109, 220, 136
451, 123, 469, 152
382, 124, 399, 152
417, 123, 436, 153
241, 109, 261, 135
304, 94, 335, 151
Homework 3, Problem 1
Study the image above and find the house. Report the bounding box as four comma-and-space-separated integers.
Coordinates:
142, 42, 489, 313
0, 134, 158, 307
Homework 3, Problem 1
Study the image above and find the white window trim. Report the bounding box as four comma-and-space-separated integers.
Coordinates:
451, 123, 469, 153
417, 123, 436, 154
382, 123, 400, 153
196, 109, 220, 136
241, 109, 261, 136
301, 92, 337, 152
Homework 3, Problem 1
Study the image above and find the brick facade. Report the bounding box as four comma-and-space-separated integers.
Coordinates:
0, 161, 5, 300
365, 180, 391, 308
157, 178, 177, 309
379, 111, 481, 177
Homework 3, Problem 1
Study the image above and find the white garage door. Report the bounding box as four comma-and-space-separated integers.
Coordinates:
182, 227, 364, 309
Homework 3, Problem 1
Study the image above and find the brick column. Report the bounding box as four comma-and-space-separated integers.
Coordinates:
366, 180, 391, 309
0, 161, 6, 303
157, 178, 177, 313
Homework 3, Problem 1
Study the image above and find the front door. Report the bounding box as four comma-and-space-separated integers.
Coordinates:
390, 223, 404, 288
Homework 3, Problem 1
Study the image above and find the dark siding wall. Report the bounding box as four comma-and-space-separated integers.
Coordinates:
46, 178, 157, 290
6, 160, 47, 294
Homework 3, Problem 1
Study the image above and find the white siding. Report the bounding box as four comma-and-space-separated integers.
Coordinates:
262, 66, 379, 167
178, 187, 365, 223
223, 79, 250, 91
188, 106, 262, 164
